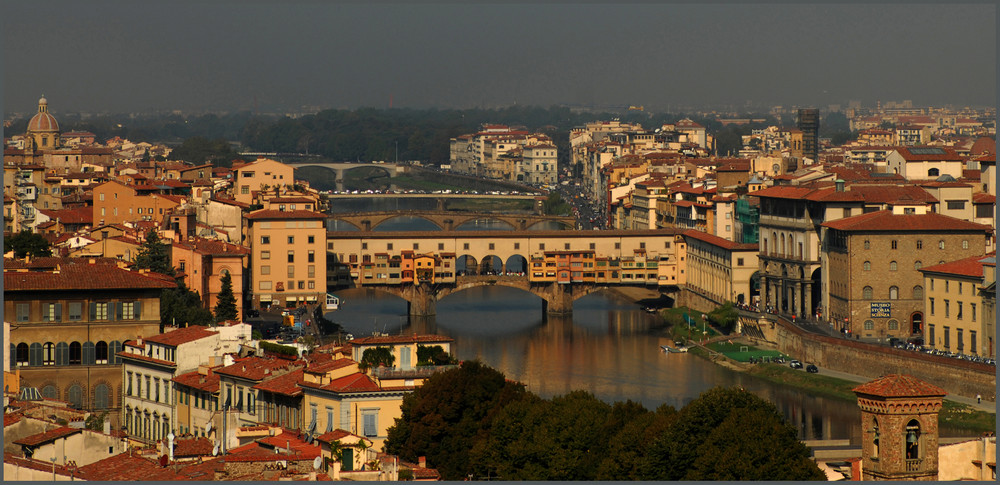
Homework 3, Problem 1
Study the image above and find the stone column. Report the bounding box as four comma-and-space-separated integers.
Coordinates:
795, 282, 803, 318
545, 283, 574, 315
406, 283, 437, 316
760, 275, 768, 309
805, 282, 813, 320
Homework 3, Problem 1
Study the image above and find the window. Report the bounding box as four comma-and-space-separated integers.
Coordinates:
930, 279, 934, 291
362, 243, 368, 250
863, 286, 873, 299
962, 240, 969, 249
287, 265, 295, 278
971, 303, 976, 322
916, 240, 923, 250
16, 303, 29, 322
864, 320, 874, 330
929, 298, 935, 315
92, 302, 109, 320
308, 250, 315, 263
68, 302, 82, 321
737, 258, 744, 266
958, 282, 963, 294
889, 261, 897, 271
938, 240, 944, 249
308, 265, 315, 278
413, 243, 419, 250
928, 168, 940, 177
16, 343, 29, 366
891, 240, 898, 250
913, 286, 923, 299
943, 327, 951, 349
69, 341, 82, 365
957, 302, 963, 320
42, 302, 61, 322
362, 409, 378, 437
864, 261, 871, 271
439, 243, 445, 250
287, 236, 294, 244
261, 250, 270, 260
944, 300, 950, 318
929, 324, 936, 347
42, 342, 55, 365
947, 200, 966, 210
287, 251, 294, 263
889, 286, 898, 300
259, 281, 272, 290
241, 184, 250, 194
120, 301, 137, 320
970, 330, 977, 354
308, 235, 315, 244
888, 320, 899, 330
914, 261, 922, 270
261, 265, 270, 275
864, 240, 870, 250
261, 236, 270, 244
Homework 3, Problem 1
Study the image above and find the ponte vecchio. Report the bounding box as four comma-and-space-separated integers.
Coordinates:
325, 229, 687, 316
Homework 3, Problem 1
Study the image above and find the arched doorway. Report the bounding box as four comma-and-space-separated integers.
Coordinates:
810, 267, 822, 318
910, 312, 923, 335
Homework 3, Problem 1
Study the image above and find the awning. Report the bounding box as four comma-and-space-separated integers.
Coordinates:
288, 296, 298, 302
306, 296, 317, 302
258, 294, 272, 301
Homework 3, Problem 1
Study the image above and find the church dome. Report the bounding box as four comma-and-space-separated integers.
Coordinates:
27, 96, 59, 133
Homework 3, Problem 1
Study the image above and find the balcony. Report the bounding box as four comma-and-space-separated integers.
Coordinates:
371, 365, 458, 379
905, 459, 922, 472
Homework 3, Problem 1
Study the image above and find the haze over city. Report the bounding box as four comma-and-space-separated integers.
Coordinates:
3, 1, 996, 115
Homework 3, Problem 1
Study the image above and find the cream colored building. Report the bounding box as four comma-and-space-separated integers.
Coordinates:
233, 158, 295, 205
920, 254, 993, 357
682, 229, 759, 306
349, 334, 454, 373
246, 209, 327, 309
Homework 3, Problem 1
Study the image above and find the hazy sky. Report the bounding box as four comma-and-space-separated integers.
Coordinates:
3, 2, 996, 114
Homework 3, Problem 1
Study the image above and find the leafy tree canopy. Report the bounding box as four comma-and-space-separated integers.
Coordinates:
170, 136, 239, 168
160, 282, 213, 329
3, 230, 52, 258
416, 345, 456, 366
384, 360, 528, 480
359, 347, 395, 371
133, 229, 174, 276
707, 301, 740, 334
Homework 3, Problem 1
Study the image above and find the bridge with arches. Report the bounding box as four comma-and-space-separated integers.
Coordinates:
327, 211, 575, 231
326, 229, 686, 316
290, 161, 401, 191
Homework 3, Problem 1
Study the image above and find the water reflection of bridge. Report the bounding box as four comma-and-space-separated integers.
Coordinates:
327, 211, 575, 231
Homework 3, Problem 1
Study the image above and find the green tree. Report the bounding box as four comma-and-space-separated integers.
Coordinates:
644, 387, 824, 481
384, 360, 528, 480
169, 136, 238, 167
214, 271, 238, 322
359, 347, 395, 371
416, 345, 456, 366
160, 282, 213, 329
3, 230, 52, 258
133, 229, 174, 276
707, 301, 740, 333
85, 411, 108, 431
596, 404, 678, 480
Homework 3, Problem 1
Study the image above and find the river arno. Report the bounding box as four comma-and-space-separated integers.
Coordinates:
328, 286, 944, 443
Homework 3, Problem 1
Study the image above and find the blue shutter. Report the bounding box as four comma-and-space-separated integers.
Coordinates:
89, 302, 97, 321
54, 303, 62, 322
134, 301, 142, 320
110, 341, 122, 364
29, 343, 42, 366
82, 342, 96, 365
56, 342, 69, 366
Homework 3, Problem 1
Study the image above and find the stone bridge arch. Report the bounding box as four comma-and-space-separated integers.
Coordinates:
327, 211, 575, 232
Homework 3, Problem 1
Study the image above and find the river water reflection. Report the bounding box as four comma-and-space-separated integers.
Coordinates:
328, 286, 948, 442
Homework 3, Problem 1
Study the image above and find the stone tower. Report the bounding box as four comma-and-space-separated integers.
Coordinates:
853, 374, 945, 481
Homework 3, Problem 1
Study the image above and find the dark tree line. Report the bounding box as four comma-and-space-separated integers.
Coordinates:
384, 361, 825, 481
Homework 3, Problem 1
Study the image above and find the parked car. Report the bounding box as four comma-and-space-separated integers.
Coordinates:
789, 360, 803, 369
806, 364, 819, 373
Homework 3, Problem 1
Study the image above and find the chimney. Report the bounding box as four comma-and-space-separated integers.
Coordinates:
849, 457, 862, 481
834, 178, 845, 192
418, 456, 426, 468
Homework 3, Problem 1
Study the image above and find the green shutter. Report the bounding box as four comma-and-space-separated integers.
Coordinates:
82, 342, 96, 365
114, 301, 123, 320
56, 342, 69, 366
89, 302, 97, 320
54, 303, 62, 322
29, 343, 42, 366
134, 301, 142, 320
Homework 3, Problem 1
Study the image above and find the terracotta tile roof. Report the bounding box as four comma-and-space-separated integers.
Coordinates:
267, 196, 315, 203
36, 206, 93, 225
143, 325, 219, 347
172, 436, 215, 457
76, 452, 196, 481
13, 426, 81, 446
682, 229, 759, 251
173, 237, 250, 256
894, 146, 963, 161
350, 335, 455, 346
918, 255, 986, 279
3, 452, 77, 478
252, 368, 304, 396
173, 368, 222, 392
852, 374, 946, 398
314, 429, 366, 444
3, 257, 177, 291
225, 440, 319, 462
4, 413, 23, 427
973, 192, 995, 204
118, 350, 176, 367
821, 210, 992, 233
246, 209, 327, 220
216, 356, 303, 382
306, 357, 355, 374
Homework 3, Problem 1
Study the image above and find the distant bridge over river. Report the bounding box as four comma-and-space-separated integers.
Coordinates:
328, 211, 574, 231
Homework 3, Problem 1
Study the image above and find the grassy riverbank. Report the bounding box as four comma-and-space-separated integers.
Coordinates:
663, 314, 996, 434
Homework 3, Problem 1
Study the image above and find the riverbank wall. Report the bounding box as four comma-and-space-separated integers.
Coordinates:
678, 287, 996, 401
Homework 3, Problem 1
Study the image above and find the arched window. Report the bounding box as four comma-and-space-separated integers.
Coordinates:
928, 168, 939, 177
889, 286, 899, 299
938, 240, 945, 249
96, 341, 109, 364
781, 234, 786, 256
863, 286, 873, 299
914, 261, 922, 270
16, 343, 29, 365
42, 343, 55, 366
864, 261, 871, 271
888, 320, 899, 330
916, 240, 923, 250
95, 383, 110, 409
872, 417, 880, 459
905, 420, 921, 460
68, 384, 83, 409
890, 261, 897, 271
864, 240, 870, 250
864, 320, 874, 330
41, 384, 58, 399
69, 341, 82, 365
913, 286, 923, 299
891, 240, 898, 250
962, 240, 969, 249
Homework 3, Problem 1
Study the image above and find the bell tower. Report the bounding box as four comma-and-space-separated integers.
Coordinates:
853, 374, 945, 481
